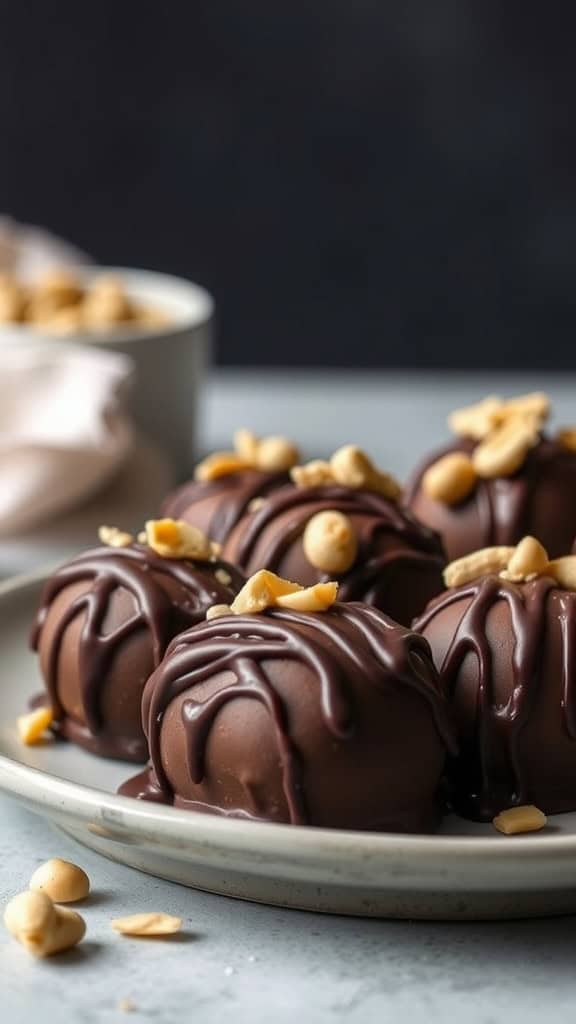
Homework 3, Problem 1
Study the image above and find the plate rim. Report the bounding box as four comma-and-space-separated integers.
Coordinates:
2, 567, 576, 867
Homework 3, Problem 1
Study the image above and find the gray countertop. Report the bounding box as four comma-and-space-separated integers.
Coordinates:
2, 369, 576, 1022
3, 795, 576, 1023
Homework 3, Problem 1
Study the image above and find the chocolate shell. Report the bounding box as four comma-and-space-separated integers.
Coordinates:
31, 544, 244, 762
415, 573, 576, 820
222, 484, 446, 626
120, 602, 454, 832
162, 469, 289, 544
406, 436, 576, 562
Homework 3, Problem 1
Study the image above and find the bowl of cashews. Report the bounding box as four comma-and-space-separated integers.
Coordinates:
0, 266, 214, 476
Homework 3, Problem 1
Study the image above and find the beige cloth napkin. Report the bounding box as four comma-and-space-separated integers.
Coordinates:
0, 341, 134, 535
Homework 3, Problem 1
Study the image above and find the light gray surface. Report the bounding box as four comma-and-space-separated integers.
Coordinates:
2, 369, 576, 1021
3, 796, 576, 1023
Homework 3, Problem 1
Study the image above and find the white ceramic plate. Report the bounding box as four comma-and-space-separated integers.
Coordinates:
2, 572, 576, 921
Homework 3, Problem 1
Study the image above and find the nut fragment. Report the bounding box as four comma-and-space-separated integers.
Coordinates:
255, 436, 300, 472
195, 451, 249, 482
444, 546, 515, 588
17, 706, 53, 746
329, 445, 401, 500
303, 510, 358, 574
143, 519, 216, 561
492, 805, 547, 835
234, 428, 259, 463
230, 570, 338, 614
291, 460, 334, 489
275, 581, 339, 612
231, 570, 302, 614
547, 556, 576, 591
30, 859, 90, 904
504, 536, 549, 582
472, 416, 540, 478
556, 428, 576, 452
248, 496, 266, 513
502, 392, 550, 423
206, 604, 233, 620
98, 525, 134, 548
448, 396, 503, 440
111, 912, 182, 937
421, 452, 477, 505
4, 890, 86, 957
448, 393, 550, 441
215, 568, 232, 586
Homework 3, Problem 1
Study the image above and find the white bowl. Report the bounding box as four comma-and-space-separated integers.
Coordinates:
0, 267, 214, 476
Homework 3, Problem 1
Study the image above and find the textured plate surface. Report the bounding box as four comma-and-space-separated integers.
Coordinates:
1, 571, 576, 920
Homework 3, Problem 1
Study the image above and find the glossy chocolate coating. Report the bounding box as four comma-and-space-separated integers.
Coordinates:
31, 545, 244, 762
162, 469, 289, 544
406, 435, 576, 562
222, 484, 445, 626
415, 574, 576, 820
121, 602, 455, 832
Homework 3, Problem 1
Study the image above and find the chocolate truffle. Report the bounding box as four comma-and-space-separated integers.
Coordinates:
162, 430, 299, 544
31, 525, 244, 762
222, 446, 445, 627
414, 540, 576, 820
406, 392, 576, 561
121, 599, 454, 832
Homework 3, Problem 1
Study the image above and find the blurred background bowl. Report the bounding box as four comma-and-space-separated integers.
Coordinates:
0, 267, 214, 478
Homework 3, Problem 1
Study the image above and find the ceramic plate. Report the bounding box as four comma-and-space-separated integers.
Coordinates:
2, 571, 576, 921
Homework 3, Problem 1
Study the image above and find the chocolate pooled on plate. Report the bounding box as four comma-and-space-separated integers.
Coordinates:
31, 520, 243, 762
414, 536, 576, 821
121, 571, 455, 832
222, 445, 446, 627
405, 393, 576, 562
162, 429, 300, 544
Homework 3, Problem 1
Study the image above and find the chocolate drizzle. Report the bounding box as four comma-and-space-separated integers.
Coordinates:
406, 435, 576, 559
121, 602, 455, 826
224, 484, 445, 623
31, 545, 243, 761
162, 469, 289, 543
415, 574, 576, 818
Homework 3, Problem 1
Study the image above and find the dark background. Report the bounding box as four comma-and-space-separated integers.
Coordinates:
2, 2, 575, 368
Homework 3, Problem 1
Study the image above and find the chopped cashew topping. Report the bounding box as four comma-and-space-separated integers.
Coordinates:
303, 510, 358, 574
472, 415, 540, 478
449, 392, 550, 441
492, 805, 547, 835
195, 430, 299, 481
17, 706, 53, 746
444, 537, 576, 591
30, 859, 90, 904
229, 570, 338, 615
444, 547, 515, 588
503, 536, 549, 582
291, 446, 401, 500
98, 525, 134, 548
291, 460, 334, 489
143, 519, 217, 561
111, 912, 182, 937
206, 604, 233, 620
427, 392, 551, 493
422, 452, 477, 505
548, 557, 576, 591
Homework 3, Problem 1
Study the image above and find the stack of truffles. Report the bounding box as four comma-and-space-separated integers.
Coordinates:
27, 397, 576, 835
